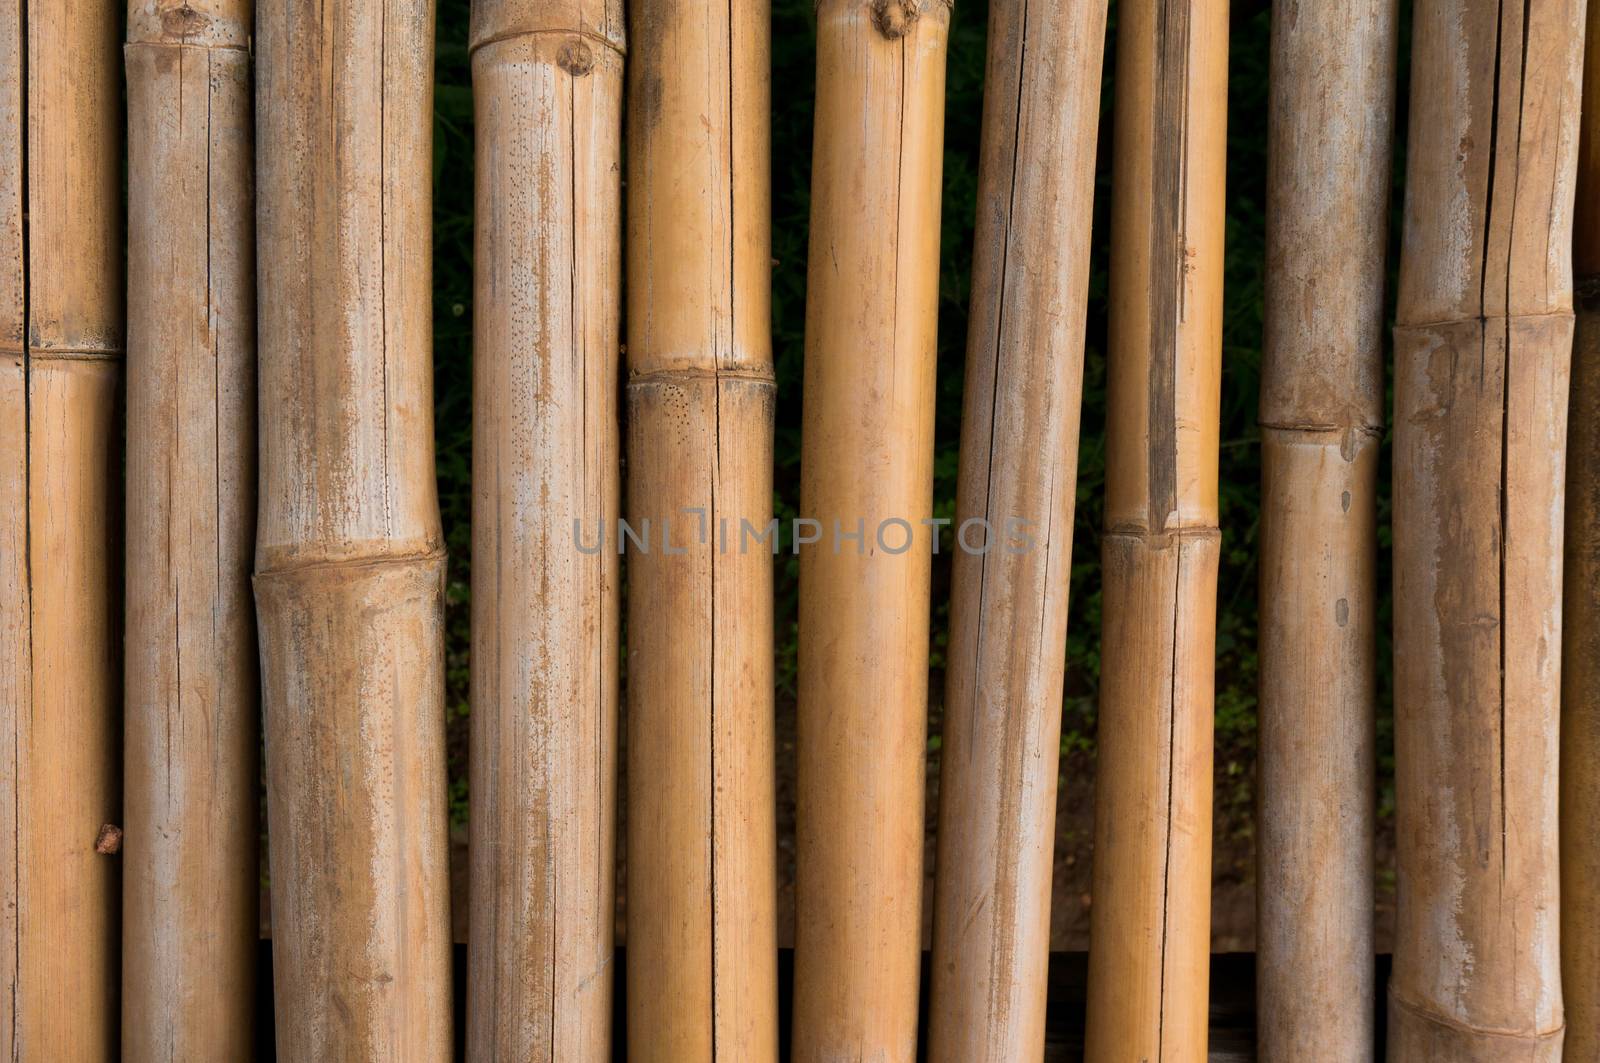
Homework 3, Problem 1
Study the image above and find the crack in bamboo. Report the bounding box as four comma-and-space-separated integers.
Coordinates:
255, 1, 453, 1057
927, 2, 1110, 1053
1, 0, 124, 1056
466, 0, 623, 1057
1084, 0, 1225, 1060
623, 0, 778, 1055
792, 2, 949, 1059
1389, 0, 1580, 1056
123, 2, 259, 1055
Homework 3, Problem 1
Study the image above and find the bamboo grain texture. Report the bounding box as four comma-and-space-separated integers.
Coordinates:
1255, 0, 1394, 1059
625, 0, 778, 1059
1563, 1, 1600, 1055
1389, 0, 1582, 1058
466, 0, 624, 1059
793, 1, 949, 1059
0, 1, 124, 1057
927, 0, 1106, 1059
254, 1, 453, 1057
122, 1, 259, 1058
1083, 1, 1228, 1060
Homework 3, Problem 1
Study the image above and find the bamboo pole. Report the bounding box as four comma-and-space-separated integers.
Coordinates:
792, 1, 948, 1058
1562, 1, 1600, 1056
254, 1, 452, 1057
1255, 1, 1395, 1058
0, 0, 124, 1056
1081, 1, 1227, 1059
122, 2, 258, 1057
926, 0, 1106, 1058
465, 1, 623, 1059
1389, 0, 1582, 1057
623, 0, 777, 1059
1567, 16, 1600, 1060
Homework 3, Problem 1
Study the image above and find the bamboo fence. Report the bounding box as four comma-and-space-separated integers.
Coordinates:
926, 0, 1106, 1059
466, 0, 624, 1059
123, 0, 258, 1058
1564, 0, 1600, 1055
0, 0, 1590, 1055
1389, 0, 1583, 1058
792, 1, 949, 1059
624, 0, 778, 1059
0, 0, 124, 1057
254, 0, 453, 1057
1255, 0, 1395, 1059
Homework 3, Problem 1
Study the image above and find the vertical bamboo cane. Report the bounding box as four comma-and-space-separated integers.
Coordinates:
0, 0, 124, 1057
624, 0, 777, 1058
466, 1, 623, 1059
1389, 0, 1582, 1058
1081, 1, 1227, 1059
793, 1, 948, 1059
122, 2, 257, 1057
926, 0, 1106, 1058
1564, 2, 1600, 1053
1255, 1, 1395, 1059
254, 1, 452, 1057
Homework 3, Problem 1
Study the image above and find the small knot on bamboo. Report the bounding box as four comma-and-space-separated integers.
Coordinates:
94, 824, 123, 855
558, 39, 595, 76
871, 0, 921, 39
159, 1, 209, 38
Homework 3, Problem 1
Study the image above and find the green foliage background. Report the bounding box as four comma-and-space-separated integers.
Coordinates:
429, 0, 1407, 834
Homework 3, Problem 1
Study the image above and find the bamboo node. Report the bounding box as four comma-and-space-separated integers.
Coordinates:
94, 824, 123, 855
558, 39, 595, 76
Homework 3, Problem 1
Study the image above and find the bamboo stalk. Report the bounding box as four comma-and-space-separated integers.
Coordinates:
0, 0, 124, 1056
1389, 0, 1582, 1057
792, 1, 948, 1058
1255, 1, 1395, 1058
465, 1, 623, 1059
122, 2, 258, 1057
1562, 1, 1600, 1056
623, 0, 777, 1058
1081, 0, 1227, 1059
926, 0, 1106, 1057
254, 1, 452, 1057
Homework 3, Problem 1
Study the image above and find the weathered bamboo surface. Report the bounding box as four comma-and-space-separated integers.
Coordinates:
926, 0, 1106, 1058
123, 1, 258, 1057
467, 1, 623, 1059
1082, 1, 1227, 1060
624, 0, 777, 1059
1255, 1, 1394, 1059
793, 1, 948, 1059
255, 1, 453, 1057
0, 0, 124, 1057
1390, 0, 1582, 1058
1563, 2, 1600, 1055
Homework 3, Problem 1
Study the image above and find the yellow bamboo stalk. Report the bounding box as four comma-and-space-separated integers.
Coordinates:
1255, 1, 1394, 1059
466, 1, 623, 1059
122, 2, 258, 1057
1389, 0, 1582, 1058
0, 0, 124, 1056
624, 0, 777, 1058
1562, 1, 1600, 1056
792, 1, 948, 1059
926, 0, 1106, 1057
254, 1, 452, 1057
1082, 1, 1227, 1060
